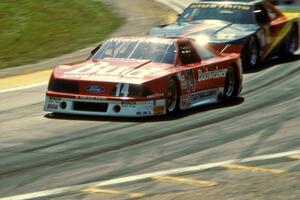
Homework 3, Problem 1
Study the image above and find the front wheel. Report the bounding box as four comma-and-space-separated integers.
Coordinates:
166, 79, 179, 114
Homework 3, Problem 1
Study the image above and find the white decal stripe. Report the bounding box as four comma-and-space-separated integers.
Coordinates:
1, 150, 299, 200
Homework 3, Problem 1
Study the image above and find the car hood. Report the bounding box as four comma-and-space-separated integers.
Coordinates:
53, 58, 175, 84
150, 20, 259, 43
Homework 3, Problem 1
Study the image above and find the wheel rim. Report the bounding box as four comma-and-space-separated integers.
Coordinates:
166, 81, 178, 112
249, 40, 258, 66
225, 68, 235, 97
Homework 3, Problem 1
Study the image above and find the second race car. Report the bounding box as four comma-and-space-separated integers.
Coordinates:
150, 0, 300, 68
44, 36, 243, 117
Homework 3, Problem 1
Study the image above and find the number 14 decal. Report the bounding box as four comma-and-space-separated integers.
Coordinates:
116, 83, 129, 97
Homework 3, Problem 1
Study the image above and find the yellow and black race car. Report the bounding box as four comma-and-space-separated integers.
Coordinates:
150, 0, 299, 68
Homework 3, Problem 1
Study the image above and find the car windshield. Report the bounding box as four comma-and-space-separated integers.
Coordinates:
177, 3, 256, 24
92, 38, 177, 64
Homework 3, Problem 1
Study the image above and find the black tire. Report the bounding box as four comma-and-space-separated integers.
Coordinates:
286, 26, 299, 56
241, 37, 260, 69
223, 66, 238, 101
166, 79, 179, 114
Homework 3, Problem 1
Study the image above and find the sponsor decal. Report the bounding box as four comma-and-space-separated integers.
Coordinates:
136, 111, 152, 116
181, 82, 188, 90
143, 111, 151, 115
187, 68, 196, 92
191, 3, 251, 10
198, 67, 227, 81
154, 99, 166, 114
216, 33, 236, 40
121, 101, 136, 108
177, 72, 188, 90
177, 72, 185, 81
60, 62, 168, 79
47, 96, 61, 109
153, 105, 165, 115
64, 62, 110, 75
49, 96, 61, 101
181, 89, 218, 109
47, 103, 59, 110
187, 90, 216, 102
75, 95, 106, 100
154, 99, 165, 106
180, 97, 191, 108
86, 85, 105, 94
110, 37, 173, 45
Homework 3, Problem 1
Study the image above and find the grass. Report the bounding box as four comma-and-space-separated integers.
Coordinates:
277, 5, 300, 13
0, 0, 124, 69
280, 8, 300, 13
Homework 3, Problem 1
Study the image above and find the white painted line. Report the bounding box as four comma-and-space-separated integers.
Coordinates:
0, 150, 299, 200
0, 82, 48, 94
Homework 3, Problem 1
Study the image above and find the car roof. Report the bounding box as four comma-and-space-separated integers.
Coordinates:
198, 0, 267, 5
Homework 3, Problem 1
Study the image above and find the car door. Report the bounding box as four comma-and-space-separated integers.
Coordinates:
192, 41, 230, 91
177, 40, 204, 94
264, 2, 290, 52
254, 3, 289, 57
254, 3, 271, 55
177, 40, 227, 93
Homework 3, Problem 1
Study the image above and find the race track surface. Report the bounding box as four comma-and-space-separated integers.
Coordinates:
0, 0, 299, 199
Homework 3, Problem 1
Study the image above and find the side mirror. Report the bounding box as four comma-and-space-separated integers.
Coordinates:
91, 44, 102, 55
87, 44, 102, 60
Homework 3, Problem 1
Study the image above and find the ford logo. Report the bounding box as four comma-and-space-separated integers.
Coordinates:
86, 85, 104, 93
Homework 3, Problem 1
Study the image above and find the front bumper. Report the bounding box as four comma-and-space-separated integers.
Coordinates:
44, 95, 166, 117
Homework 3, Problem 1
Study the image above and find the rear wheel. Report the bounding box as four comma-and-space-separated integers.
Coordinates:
242, 37, 260, 69
223, 66, 237, 101
166, 79, 179, 114
286, 26, 299, 55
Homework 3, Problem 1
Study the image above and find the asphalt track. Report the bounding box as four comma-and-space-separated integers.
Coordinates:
0, 1, 300, 200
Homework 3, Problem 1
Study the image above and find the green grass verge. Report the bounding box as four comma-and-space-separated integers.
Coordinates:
278, 6, 300, 13
281, 8, 300, 13
0, 0, 124, 69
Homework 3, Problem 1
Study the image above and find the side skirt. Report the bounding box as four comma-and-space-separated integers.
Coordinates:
179, 88, 224, 110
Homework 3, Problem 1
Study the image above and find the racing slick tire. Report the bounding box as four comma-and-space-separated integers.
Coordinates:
223, 66, 238, 101
286, 25, 299, 56
241, 37, 260, 69
166, 79, 179, 114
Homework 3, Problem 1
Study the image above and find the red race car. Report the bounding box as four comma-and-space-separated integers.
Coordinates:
44, 37, 243, 117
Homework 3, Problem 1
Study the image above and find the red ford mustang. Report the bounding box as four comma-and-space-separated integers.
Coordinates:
44, 37, 243, 117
